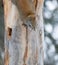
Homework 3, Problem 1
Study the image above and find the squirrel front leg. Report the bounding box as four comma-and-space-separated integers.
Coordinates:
23, 14, 36, 30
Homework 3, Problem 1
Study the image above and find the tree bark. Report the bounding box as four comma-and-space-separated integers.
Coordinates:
4, 0, 44, 65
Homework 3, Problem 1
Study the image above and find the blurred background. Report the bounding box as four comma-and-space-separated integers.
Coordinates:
0, 0, 58, 65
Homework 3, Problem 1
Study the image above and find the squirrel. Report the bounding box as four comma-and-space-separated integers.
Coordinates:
12, 0, 38, 30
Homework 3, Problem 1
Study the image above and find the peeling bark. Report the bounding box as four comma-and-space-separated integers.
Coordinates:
4, 47, 9, 65
4, 0, 44, 65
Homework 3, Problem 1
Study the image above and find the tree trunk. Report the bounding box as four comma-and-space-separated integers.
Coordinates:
4, 0, 44, 65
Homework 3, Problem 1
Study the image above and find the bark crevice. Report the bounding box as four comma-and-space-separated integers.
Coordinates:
7, 27, 12, 39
